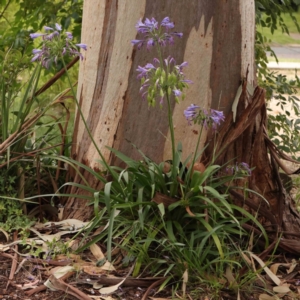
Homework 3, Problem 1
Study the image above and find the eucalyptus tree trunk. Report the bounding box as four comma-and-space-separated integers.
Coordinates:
63, 0, 256, 219
63, 0, 300, 253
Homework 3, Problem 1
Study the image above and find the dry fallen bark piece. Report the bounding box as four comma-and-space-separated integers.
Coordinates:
48, 274, 91, 300
25, 271, 74, 296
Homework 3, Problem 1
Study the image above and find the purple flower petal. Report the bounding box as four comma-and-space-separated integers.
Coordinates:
173, 89, 182, 97
145, 63, 155, 69
76, 43, 88, 51
161, 17, 174, 29
32, 49, 42, 54
131, 39, 142, 45
66, 32, 73, 39
181, 79, 193, 84
44, 26, 53, 31
147, 38, 155, 49
30, 33, 45, 39
172, 32, 183, 38
31, 54, 41, 62
55, 23, 62, 31
45, 31, 59, 40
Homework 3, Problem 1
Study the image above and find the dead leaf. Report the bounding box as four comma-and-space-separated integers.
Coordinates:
259, 294, 277, 300
270, 263, 292, 275
29, 227, 76, 242
273, 285, 291, 294
43, 219, 90, 230
90, 296, 116, 300
182, 269, 188, 296
44, 266, 74, 290
249, 252, 281, 286
99, 277, 126, 294
149, 298, 173, 300
90, 244, 105, 260
225, 266, 236, 286
83, 262, 115, 274
287, 259, 297, 274
47, 274, 90, 300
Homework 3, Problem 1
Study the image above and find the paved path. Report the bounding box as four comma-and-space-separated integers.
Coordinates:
267, 46, 300, 69
269, 46, 300, 60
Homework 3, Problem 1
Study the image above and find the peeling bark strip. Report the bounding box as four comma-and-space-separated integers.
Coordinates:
206, 85, 300, 254
65, 1, 256, 220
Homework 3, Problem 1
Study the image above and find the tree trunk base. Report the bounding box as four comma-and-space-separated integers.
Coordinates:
205, 83, 300, 253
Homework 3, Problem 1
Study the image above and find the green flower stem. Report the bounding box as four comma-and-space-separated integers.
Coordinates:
185, 125, 204, 189
60, 56, 116, 181
155, 45, 177, 196
165, 92, 177, 196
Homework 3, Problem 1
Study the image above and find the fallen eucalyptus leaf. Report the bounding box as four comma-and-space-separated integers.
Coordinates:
249, 252, 281, 286
44, 266, 74, 291
259, 294, 277, 300
99, 277, 126, 295
273, 285, 291, 294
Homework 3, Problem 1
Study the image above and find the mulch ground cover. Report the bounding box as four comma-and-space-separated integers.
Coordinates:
1, 219, 300, 299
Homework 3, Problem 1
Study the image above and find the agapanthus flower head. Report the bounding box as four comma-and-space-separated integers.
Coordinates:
184, 104, 200, 124
202, 109, 225, 130
210, 109, 225, 129
226, 162, 252, 176
184, 106, 225, 130
136, 56, 191, 107
131, 16, 183, 50
29, 24, 87, 68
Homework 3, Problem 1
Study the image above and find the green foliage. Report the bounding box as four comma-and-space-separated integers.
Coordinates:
0, 0, 83, 52
255, 0, 300, 159
0, 19, 74, 228
256, 0, 300, 35
49, 143, 267, 298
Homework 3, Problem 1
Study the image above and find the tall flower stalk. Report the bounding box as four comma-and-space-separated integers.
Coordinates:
30, 24, 118, 181
132, 17, 192, 196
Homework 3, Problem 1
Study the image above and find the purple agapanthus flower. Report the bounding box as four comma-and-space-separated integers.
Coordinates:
210, 109, 225, 129
136, 62, 157, 80
135, 17, 158, 34
29, 24, 88, 68
131, 16, 183, 50
226, 162, 252, 176
184, 104, 200, 124
184, 106, 224, 130
240, 162, 252, 175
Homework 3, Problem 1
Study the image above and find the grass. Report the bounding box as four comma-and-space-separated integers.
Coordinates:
258, 11, 300, 45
